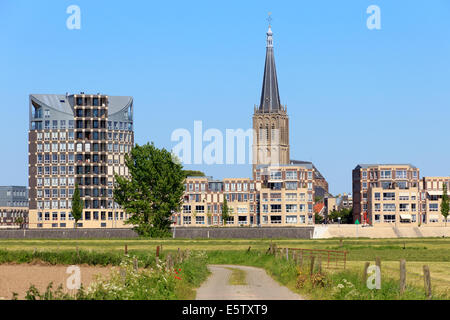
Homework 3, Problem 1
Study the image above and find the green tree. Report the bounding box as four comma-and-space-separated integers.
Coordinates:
314, 196, 323, 203
182, 170, 205, 178
221, 198, 230, 225
71, 184, 83, 228
113, 143, 185, 237
441, 183, 449, 227
15, 217, 24, 229
314, 212, 324, 224
328, 208, 353, 224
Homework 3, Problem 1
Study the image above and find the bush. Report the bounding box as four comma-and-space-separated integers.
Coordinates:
21, 250, 209, 300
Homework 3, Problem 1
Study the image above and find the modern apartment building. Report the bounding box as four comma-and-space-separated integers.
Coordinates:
421, 176, 450, 225
28, 93, 134, 228
0, 186, 28, 228
173, 162, 316, 227
175, 176, 258, 227
352, 164, 421, 226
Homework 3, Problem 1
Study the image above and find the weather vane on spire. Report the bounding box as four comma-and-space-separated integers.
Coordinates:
267, 12, 272, 27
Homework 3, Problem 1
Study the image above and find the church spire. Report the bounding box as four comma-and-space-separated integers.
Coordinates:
258, 23, 282, 113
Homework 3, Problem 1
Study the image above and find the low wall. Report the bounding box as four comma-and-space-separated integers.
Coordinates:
314, 225, 450, 239
172, 227, 315, 239
0, 227, 315, 239
0, 229, 139, 239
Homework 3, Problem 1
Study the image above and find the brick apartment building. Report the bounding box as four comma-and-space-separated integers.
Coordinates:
352, 164, 449, 226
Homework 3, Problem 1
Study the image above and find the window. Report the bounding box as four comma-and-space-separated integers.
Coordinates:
270, 204, 281, 213
183, 216, 192, 225
286, 171, 297, 180
286, 204, 297, 213
270, 216, 282, 224
383, 214, 396, 223
270, 171, 282, 180
383, 192, 395, 201
429, 204, 439, 212
380, 170, 392, 179
285, 182, 297, 190
397, 181, 408, 189
286, 215, 297, 224
383, 204, 396, 212
286, 193, 297, 201
396, 170, 407, 179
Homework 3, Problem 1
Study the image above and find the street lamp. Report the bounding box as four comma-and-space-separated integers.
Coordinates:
338, 217, 341, 227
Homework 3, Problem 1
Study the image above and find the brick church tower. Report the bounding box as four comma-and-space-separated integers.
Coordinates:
252, 25, 290, 174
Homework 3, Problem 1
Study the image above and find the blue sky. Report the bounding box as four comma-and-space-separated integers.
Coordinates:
0, 0, 449, 195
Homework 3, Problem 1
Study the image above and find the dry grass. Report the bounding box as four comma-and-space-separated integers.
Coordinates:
339, 261, 450, 296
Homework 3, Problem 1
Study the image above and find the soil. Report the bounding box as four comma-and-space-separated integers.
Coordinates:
0, 264, 112, 300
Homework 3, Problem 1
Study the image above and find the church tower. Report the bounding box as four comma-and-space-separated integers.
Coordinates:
252, 25, 290, 174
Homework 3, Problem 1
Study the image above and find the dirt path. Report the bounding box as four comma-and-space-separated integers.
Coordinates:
0, 264, 111, 300
196, 265, 304, 300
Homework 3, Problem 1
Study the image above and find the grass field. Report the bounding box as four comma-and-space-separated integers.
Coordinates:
0, 237, 448, 299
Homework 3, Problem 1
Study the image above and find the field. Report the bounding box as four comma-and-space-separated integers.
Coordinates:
0, 237, 448, 299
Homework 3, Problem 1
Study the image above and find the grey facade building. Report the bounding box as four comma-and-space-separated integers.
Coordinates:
0, 186, 28, 228
28, 93, 134, 228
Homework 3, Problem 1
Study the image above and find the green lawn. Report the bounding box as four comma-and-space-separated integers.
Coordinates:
1, 238, 449, 261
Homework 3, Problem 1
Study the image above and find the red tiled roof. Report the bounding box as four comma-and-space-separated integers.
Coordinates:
314, 203, 325, 214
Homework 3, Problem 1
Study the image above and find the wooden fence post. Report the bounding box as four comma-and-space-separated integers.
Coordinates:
156, 246, 160, 264
247, 246, 251, 252
423, 265, 432, 300
133, 257, 138, 271
124, 244, 128, 255
317, 255, 322, 274
399, 259, 406, 295
177, 248, 181, 263
166, 254, 173, 270
310, 256, 316, 276
376, 257, 381, 274
363, 262, 370, 285
299, 251, 303, 268
286, 248, 289, 261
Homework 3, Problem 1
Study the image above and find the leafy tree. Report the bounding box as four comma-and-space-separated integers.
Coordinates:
113, 143, 185, 237
328, 208, 353, 224
182, 170, 205, 178
221, 198, 230, 225
314, 196, 323, 204
442, 184, 449, 227
71, 184, 83, 228
314, 212, 324, 224
15, 217, 24, 229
